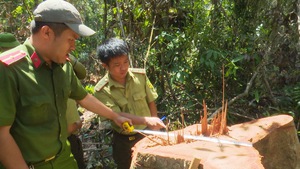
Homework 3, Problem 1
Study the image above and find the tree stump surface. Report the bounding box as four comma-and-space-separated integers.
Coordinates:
131, 115, 300, 169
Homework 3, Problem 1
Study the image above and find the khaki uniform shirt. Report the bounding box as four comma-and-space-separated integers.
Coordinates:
94, 68, 158, 134
66, 99, 81, 135
66, 99, 80, 126
0, 39, 87, 164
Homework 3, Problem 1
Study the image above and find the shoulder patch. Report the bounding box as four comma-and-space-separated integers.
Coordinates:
0, 50, 26, 66
94, 77, 109, 92
130, 68, 146, 74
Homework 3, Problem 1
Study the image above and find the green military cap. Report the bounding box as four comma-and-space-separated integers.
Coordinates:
0, 32, 20, 48
68, 54, 87, 80
33, 0, 95, 36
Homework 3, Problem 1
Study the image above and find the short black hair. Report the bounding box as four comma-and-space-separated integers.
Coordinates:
30, 21, 69, 36
96, 37, 129, 65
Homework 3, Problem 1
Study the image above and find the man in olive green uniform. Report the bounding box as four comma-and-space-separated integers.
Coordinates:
0, 1, 130, 169
0, 32, 20, 53
94, 37, 166, 169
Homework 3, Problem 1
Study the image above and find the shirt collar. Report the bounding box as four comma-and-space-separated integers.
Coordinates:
23, 39, 46, 69
107, 70, 135, 88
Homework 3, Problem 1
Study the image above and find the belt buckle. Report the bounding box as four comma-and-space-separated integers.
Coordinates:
45, 155, 56, 162
129, 136, 136, 141
28, 155, 55, 168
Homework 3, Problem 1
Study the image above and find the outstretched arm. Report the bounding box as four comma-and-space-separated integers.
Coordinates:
118, 113, 166, 130
77, 94, 131, 127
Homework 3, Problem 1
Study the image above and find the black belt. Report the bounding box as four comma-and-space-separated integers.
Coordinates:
28, 155, 56, 169
113, 130, 143, 141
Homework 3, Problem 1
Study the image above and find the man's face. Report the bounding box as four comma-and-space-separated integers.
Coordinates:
48, 28, 79, 64
103, 55, 129, 83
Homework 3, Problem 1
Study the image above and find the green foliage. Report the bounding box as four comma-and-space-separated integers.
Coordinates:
81, 118, 116, 169
85, 84, 95, 94
282, 83, 300, 126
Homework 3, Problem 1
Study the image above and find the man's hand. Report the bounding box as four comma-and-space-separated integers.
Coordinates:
144, 117, 166, 130
68, 118, 83, 135
113, 115, 132, 128
117, 113, 166, 130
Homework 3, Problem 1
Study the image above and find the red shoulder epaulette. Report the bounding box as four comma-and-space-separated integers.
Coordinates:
0, 50, 26, 66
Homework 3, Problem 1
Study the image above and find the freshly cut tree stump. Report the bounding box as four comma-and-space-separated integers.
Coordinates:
130, 115, 300, 169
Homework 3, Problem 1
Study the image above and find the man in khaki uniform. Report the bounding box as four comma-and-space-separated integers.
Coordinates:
94, 37, 166, 169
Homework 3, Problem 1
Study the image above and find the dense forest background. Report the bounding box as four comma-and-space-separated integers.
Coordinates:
1, 0, 300, 136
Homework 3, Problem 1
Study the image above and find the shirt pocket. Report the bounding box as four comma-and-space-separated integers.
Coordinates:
115, 97, 128, 109
132, 92, 149, 114
19, 95, 52, 125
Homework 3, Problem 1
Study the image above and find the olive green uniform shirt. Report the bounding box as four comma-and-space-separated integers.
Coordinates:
94, 68, 158, 133
0, 39, 87, 164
